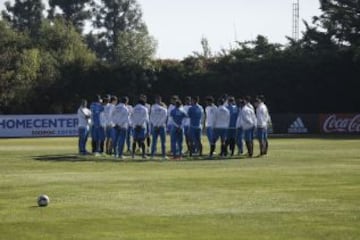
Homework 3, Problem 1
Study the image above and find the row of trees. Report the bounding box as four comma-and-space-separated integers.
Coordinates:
0, 0, 359, 114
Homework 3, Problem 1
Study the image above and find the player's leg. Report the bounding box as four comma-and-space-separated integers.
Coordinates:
118, 128, 127, 158
236, 128, 243, 155
99, 126, 105, 154
146, 123, 151, 154
78, 127, 85, 154
151, 127, 158, 157
177, 128, 184, 159
188, 127, 194, 157
159, 127, 166, 158
126, 127, 132, 152
245, 129, 253, 157
210, 129, 218, 157
91, 126, 96, 153
195, 128, 202, 156
264, 129, 269, 155
170, 128, 177, 158
257, 128, 263, 155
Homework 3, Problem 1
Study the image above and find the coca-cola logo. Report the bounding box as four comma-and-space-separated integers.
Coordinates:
323, 114, 360, 133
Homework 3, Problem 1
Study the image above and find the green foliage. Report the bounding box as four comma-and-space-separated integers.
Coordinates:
1, 0, 44, 38
0, 0, 359, 114
114, 29, 157, 67
48, 0, 92, 32
38, 19, 96, 67
92, 0, 147, 61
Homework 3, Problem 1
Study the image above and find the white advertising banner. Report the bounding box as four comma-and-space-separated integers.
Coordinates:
0, 114, 78, 138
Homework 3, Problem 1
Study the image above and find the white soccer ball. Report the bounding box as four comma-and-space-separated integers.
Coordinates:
37, 194, 50, 207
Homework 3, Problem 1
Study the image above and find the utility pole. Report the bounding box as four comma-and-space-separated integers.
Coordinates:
292, 0, 300, 41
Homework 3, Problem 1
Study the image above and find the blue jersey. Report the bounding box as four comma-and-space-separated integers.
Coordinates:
90, 102, 104, 127
188, 104, 203, 128
170, 107, 187, 127
227, 104, 238, 128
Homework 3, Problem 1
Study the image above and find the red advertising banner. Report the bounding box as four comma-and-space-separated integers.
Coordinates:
320, 114, 360, 133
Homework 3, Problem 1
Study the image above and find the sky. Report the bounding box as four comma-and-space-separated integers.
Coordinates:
0, 0, 321, 59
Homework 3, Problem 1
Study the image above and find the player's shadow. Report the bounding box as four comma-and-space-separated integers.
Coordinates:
32, 154, 102, 162
32, 154, 250, 163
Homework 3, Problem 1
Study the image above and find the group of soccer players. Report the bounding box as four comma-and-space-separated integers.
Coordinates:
77, 94, 271, 160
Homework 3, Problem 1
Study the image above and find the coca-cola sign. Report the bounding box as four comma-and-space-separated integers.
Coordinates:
321, 114, 360, 133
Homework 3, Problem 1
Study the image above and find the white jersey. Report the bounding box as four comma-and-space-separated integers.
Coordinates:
182, 105, 191, 127
127, 105, 133, 126
256, 102, 270, 129
100, 111, 106, 128
103, 103, 115, 127
150, 103, 168, 127
131, 104, 149, 128
214, 105, 230, 129
77, 107, 92, 129
111, 103, 130, 129
241, 104, 257, 130
236, 107, 243, 128
205, 104, 217, 128
167, 104, 176, 126
247, 102, 255, 112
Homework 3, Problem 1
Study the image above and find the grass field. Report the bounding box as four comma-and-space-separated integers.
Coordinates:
0, 137, 359, 240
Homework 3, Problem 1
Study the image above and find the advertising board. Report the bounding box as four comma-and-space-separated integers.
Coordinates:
0, 115, 78, 137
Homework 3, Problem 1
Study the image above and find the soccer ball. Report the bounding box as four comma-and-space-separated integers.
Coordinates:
37, 194, 50, 207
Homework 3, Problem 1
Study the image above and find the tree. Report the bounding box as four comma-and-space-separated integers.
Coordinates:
92, 0, 147, 61
48, 0, 92, 33
0, 20, 40, 113
1, 0, 44, 38
114, 29, 157, 67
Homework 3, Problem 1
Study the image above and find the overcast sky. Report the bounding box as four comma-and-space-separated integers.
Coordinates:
0, 0, 321, 59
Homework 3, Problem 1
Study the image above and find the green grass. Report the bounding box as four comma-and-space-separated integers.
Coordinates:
0, 137, 359, 240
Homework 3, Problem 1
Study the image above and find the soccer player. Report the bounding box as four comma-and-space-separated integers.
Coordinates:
235, 97, 244, 155
140, 94, 152, 154
240, 98, 257, 157
111, 97, 130, 159
103, 95, 117, 155
182, 96, 192, 153
205, 96, 217, 154
211, 98, 230, 158
170, 100, 187, 159
187, 96, 204, 157
225, 96, 238, 156
90, 95, 104, 155
167, 95, 178, 154
77, 99, 92, 155
126, 102, 133, 153
254, 95, 271, 156
150, 95, 168, 159
130, 98, 149, 159
167, 95, 178, 133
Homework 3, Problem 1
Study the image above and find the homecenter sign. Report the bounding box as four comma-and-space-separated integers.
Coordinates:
0, 115, 78, 137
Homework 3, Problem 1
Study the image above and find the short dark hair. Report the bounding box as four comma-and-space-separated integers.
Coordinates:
227, 96, 235, 103
205, 96, 214, 103
192, 96, 199, 103
257, 94, 265, 102
138, 99, 146, 105
81, 99, 87, 107
121, 96, 129, 104
111, 96, 118, 102
154, 95, 162, 103
217, 98, 224, 105
175, 99, 182, 107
